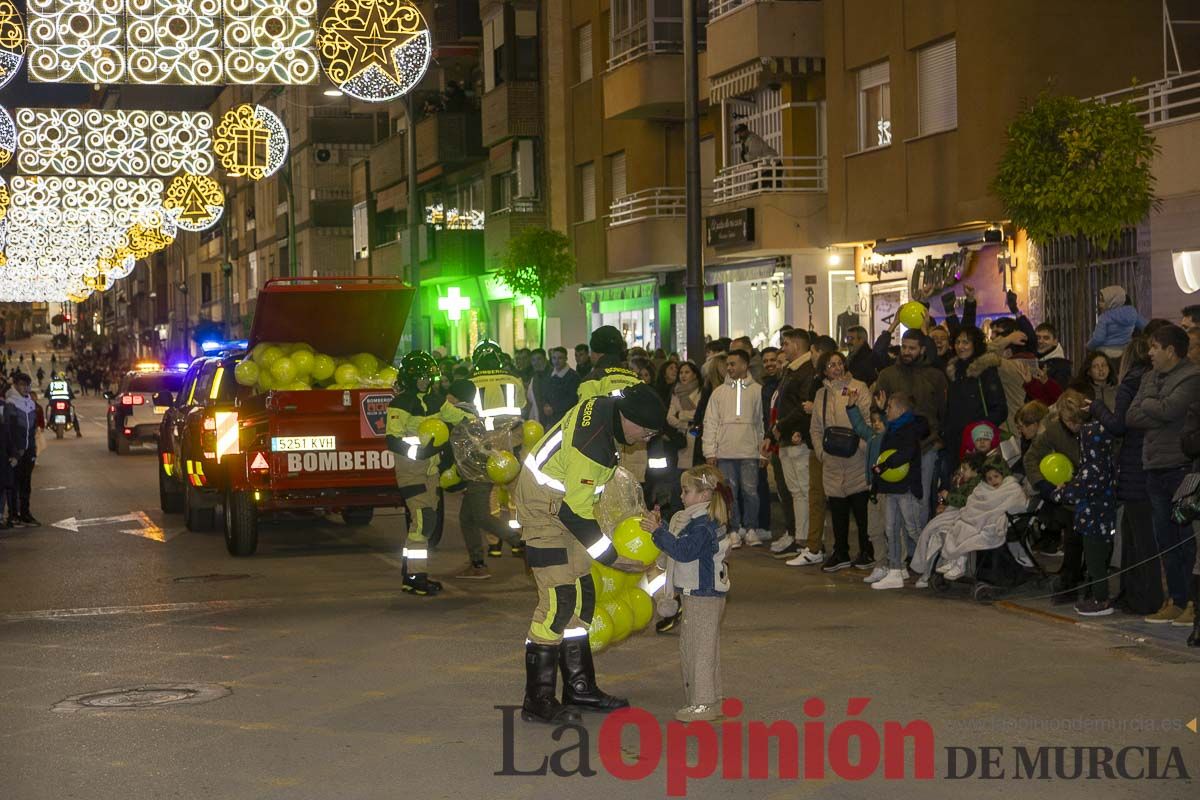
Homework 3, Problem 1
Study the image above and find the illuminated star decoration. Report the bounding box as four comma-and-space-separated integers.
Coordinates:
319, 0, 431, 103
163, 173, 225, 232
0, 0, 23, 92
214, 104, 288, 181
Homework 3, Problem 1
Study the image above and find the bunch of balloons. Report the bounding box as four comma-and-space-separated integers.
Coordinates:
233, 343, 401, 393
587, 515, 661, 653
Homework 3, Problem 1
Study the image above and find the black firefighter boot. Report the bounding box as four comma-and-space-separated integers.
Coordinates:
522, 642, 581, 725
560, 637, 629, 712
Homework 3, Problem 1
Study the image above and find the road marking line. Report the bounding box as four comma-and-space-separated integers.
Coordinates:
0, 590, 410, 622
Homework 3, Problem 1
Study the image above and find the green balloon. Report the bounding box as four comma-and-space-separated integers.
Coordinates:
233, 359, 259, 387
377, 365, 399, 385
624, 588, 654, 631
334, 363, 360, 385
351, 352, 380, 376
1040, 453, 1075, 487
256, 370, 275, 392
291, 349, 315, 376
250, 343, 271, 363
311, 354, 336, 382
270, 356, 296, 384
601, 597, 634, 642
588, 607, 614, 653
258, 345, 284, 367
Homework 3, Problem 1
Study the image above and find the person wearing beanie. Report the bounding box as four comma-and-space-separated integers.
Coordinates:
512, 383, 664, 725
578, 325, 640, 401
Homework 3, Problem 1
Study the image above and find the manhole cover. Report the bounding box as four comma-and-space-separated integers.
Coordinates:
170, 573, 255, 584
52, 683, 231, 712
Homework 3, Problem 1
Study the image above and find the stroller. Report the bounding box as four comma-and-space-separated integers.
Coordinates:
930, 498, 1053, 602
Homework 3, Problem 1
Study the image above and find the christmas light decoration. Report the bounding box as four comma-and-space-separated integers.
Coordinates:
163, 172, 224, 231
17, 107, 214, 176
0, 1, 24, 91
213, 103, 288, 180
425, 204, 485, 231
25, 0, 320, 85
0, 104, 14, 169
318, 0, 430, 103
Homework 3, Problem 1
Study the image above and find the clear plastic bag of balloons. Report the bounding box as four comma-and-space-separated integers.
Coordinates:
450, 414, 523, 482
594, 466, 647, 537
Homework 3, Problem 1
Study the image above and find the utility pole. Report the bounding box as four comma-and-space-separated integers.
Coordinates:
683, 0, 704, 361
405, 93, 423, 352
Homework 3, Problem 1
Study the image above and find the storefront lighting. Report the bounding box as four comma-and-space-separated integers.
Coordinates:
827, 250, 842, 266
438, 286, 471, 321
1173, 250, 1200, 294
518, 296, 539, 319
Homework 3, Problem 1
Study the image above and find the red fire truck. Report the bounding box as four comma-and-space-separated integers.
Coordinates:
157, 277, 413, 556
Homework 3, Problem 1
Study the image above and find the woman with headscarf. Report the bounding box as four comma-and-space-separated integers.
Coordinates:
1087, 286, 1148, 362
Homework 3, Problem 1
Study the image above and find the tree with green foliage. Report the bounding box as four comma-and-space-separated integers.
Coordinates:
497, 227, 576, 347
992, 92, 1157, 356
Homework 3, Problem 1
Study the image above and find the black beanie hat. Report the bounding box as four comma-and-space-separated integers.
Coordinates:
589, 325, 626, 357
614, 382, 667, 431
447, 378, 476, 403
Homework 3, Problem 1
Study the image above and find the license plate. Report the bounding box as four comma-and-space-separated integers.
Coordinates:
54, 415, 66, 424
154, 406, 168, 414
271, 435, 336, 452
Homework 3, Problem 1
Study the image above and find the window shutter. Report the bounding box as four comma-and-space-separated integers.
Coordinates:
857, 60, 890, 91
580, 162, 596, 221
516, 138, 536, 198
610, 152, 626, 202
578, 23, 593, 82
918, 39, 957, 135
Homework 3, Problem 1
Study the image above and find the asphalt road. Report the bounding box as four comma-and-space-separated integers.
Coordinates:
1, 392, 1198, 800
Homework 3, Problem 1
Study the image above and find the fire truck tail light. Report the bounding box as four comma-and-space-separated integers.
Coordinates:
203, 416, 217, 431
121, 395, 145, 406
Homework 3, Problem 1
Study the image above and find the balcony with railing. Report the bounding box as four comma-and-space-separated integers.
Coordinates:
484, 198, 546, 269
604, 1, 708, 119
606, 188, 688, 273
707, 157, 827, 256
713, 156, 826, 202
706, 0, 823, 79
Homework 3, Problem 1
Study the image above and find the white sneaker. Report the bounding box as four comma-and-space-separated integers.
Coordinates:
785, 547, 824, 567
729, 530, 744, 550
871, 568, 906, 590
863, 566, 888, 584
770, 534, 795, 554
943, 564, 965, 581
915, 576, 930, 589
745, 529, 771, 547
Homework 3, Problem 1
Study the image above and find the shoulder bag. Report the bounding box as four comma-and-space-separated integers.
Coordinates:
821, 387, 860, 459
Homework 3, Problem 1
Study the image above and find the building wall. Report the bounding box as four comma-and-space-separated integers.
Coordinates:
825, 0, 1162, 245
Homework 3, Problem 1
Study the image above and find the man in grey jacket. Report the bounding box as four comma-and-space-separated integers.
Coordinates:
1127, 324, 1200, 626
4, 373, 39, 526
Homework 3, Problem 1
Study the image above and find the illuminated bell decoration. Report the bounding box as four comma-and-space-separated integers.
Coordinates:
164, 173, 225, 232
214, 104, 289, 181
0, 0, 23, 92
318, 0, 432, 103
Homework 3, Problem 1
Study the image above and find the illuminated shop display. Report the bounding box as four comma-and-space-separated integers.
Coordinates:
213, 103, 287, 180
25, 0, 320, 85
16, 107, 215, 176
0, 0, 23, 91
318, 0, 431, 102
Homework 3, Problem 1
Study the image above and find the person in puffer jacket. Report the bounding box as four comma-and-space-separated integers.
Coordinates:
1087, 285, 1148, 360
701, 349, 765, 547
871, 392, 930, 590
641, 464, 731, 723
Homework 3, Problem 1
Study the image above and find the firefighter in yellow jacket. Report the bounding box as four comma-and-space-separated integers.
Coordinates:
471, 340, 527, 418
577, 325, 640, 401
386, 351, 471, 596
514, 382, 667, 724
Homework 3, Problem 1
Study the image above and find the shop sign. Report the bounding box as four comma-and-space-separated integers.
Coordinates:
706, 209, 754, 248
910, 247, 976, 298
861, 258, 904, 280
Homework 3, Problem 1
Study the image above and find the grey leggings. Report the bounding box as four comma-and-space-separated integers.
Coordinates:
680, 594, 725, 707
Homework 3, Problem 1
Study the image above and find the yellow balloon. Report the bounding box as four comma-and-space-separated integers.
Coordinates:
257, 345, 284, 367
234, 359, 259, 387
439, 466, 461, 489
613, 516, 660, 566
291, 349, 315, 376
876, 449, 910, 483
418, 418, 450, 447
897, 301, 927, 330
590, 563, 625, 600
624, 588, 654, 631
334, 363, 360, 385
588, 607, 614, 653
522, 420, 545, 451
311, 354, 336, 382
486, 450, 520, 484
1040, 453, 1075, 486
601, 597, 634, 642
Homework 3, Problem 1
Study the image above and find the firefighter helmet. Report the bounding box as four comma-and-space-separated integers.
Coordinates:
398, 351, 439, 390
472, 340, 504, 368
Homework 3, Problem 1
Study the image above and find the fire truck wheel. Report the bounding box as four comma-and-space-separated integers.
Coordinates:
159, 466, 184, 514
224, 491, 259, 557
184, 483, 216, 532
341, 508, 375, 526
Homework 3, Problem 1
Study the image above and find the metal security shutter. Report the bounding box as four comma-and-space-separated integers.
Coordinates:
578, 23, 592, 82
580, 162, 596, 221
609, 151, 626, 202
918, 39, 957, 135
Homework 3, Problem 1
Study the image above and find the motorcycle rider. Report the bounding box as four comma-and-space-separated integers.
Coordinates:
46, 373, 81, 437
385, 352, 471, 596
514, 382, 666, 724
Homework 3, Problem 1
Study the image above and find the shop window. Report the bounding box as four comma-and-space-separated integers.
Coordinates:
857, 61, 891, 150
917, 38, 957, 135
576, 23, 593, 82
577, 162, 596, 222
